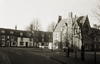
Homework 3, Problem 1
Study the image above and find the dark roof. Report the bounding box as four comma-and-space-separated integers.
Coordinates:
0, 28, 33, 38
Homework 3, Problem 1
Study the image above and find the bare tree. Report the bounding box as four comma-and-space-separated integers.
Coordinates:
92, 0, 100, 21
25, 18, 42, 31
47, 22, 56, 32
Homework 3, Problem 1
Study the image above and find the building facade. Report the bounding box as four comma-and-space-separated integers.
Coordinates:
53, 12, 91, 51
0, 28, 53, 48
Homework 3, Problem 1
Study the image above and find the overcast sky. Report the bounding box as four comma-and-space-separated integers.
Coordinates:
0, 0, 99, 31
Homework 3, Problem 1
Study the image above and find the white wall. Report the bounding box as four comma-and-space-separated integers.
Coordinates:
17, 37, 33, 47
53, 31, 61, 49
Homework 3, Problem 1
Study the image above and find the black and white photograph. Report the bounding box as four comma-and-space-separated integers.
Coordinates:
0, 0, 100, 64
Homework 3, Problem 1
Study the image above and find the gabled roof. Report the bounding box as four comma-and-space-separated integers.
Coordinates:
54, 16, 81, 32
54, 19, 68, 31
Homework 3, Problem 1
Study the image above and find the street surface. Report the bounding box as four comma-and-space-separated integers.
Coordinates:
0, 47, 62, 64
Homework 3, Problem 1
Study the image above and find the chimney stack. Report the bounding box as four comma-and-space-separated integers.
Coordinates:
15, 25, 17, 30
68, 12, 73, 18
58, 16, 62, 23
75, 15, 76, 18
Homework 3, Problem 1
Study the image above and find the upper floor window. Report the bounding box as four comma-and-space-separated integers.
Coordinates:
10, 31, 14, 34
1, 30, 5, 33
49, 35, 50, 38
36, 34, 38, 37
42, 38, 44, 42
11, 36, 14, 40
36, 38, 38, 42
7, 36, 9, 39
42, 34, 44, 37
2, 35, 5, 40
20, 32, 23, 36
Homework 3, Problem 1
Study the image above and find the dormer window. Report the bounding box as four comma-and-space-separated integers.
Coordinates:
20, 32, 23, 36
1, 30, 5, 33
10, 31, 14, 34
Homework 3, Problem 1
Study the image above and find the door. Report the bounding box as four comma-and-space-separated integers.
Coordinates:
26, 42, 28, 47
6, 41, 10, 47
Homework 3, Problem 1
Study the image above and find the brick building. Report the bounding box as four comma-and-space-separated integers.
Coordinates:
0, 27, 53, 48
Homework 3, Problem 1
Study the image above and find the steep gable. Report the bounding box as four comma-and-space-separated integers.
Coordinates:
54, 19, 68, 32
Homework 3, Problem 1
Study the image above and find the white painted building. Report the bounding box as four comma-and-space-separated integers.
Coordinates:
17, 37, 33, 47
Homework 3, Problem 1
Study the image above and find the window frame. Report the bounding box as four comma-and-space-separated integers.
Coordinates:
20, 42, 24, 45
2, 35, 5, 40
1, 30, 5, 33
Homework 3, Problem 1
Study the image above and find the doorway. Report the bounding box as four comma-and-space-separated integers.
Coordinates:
6, 41, 10, 47
26, 42, 28, 47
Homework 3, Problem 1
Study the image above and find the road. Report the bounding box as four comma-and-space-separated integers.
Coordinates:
0, 47, 62, 64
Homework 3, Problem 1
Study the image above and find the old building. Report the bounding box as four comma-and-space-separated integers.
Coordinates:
0, 26, 53, 49
0, 28, 34, 47
53, 12, 91, 50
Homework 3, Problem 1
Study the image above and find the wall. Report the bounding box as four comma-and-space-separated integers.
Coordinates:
53, 31, 61, 49
17, 37, 33, 47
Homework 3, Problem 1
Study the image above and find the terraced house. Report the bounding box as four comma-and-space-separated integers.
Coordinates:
53, 12, 91, 51
0, 28, 33, 47
0, 27, 53, 48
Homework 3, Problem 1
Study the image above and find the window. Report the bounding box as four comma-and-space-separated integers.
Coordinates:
20, 42, 23, 45
2, 35, 5, 40
7, 36, 9, 39
10, 31, 14, 34
42, 39, 44, 42
42, 34, 44, 37
36, 38, 38, 42
20, 32, 23, 36
11, 36, 14, 40
1, 41, 5, 46
37, 34, 38, 37
49, 35, 50, 38
1, 30, 5, 33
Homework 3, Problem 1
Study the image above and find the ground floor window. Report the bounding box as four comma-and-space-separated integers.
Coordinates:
1, 41, 5, 46
20, 42, 24, 45
99, 44, 100, 49
29, 43, 32, 46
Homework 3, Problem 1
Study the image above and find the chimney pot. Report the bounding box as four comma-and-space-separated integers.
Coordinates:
15, 25, 17, 30
75, 15, 76, 18
69, 12, 73, 18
